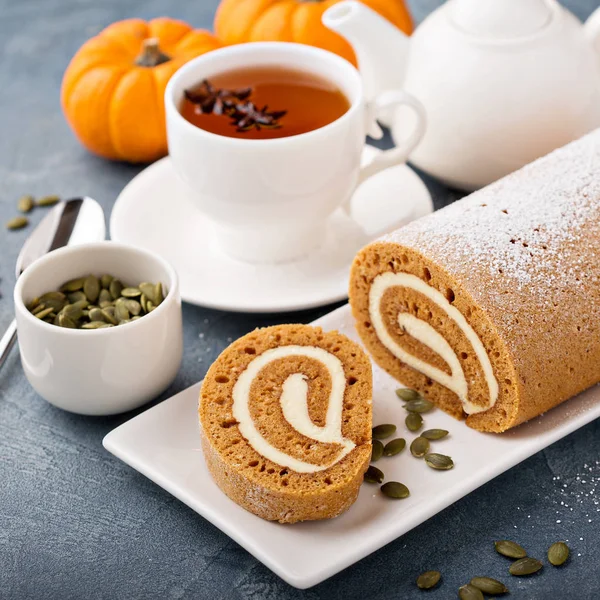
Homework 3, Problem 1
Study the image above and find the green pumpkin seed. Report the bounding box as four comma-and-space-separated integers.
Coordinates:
509, 557, 542, 576
155, 282, 164, 304
459, 584, 484, 600
470, 576, 508, 595
380, 481, 409, 499
61, 304, 83, 321
140, 294, 149, 313
27, 297, 41, 311
416, 570, 441, 590
67, 291, 87, 304
139, 282, 156, 303
109, 279, 124, 300
58, 313, 77, 329
83, 275, 100, 303
101, 307, 118, 325
422, 429, 449, 440
60, 277, 85, 292
364, 465, 384, 484
146, 300, 155, 312
81, 321, 109, 329
88, 307, 106, 322
18, 195, 34, 213
114, 299, 130, 322
32, 303, 47, 315
405, 412, 423, 432
37, 194, 60, 207
372, 424, 397, 440
124, 299, 142, 316
396, 388, 421, 402
404, 398, 434, 413
100, 274, 113, 289
371, 440, 384, 462
410, 437, 430, 458
121, 287, 141, 298
39, 292, 67, 312
6, 216, 29, 230
383, 438, 406, 456
547, 541, 569, 566
495, 540, 527, 559
98, 288, 112, 305
424, 453, 454, 470
34, 307, 54, 320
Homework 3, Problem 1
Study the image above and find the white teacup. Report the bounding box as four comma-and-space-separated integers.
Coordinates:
165, 42, 425, 264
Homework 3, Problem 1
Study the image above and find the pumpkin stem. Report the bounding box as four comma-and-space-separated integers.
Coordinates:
135, 38, 171, 67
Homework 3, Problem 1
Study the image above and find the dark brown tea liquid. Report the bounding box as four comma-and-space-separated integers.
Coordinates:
180, 66, 351, 140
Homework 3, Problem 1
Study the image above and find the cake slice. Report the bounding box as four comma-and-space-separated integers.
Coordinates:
199, 324, 372, 523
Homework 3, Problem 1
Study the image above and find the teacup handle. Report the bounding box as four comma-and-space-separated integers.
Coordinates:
357, 90, 426, 187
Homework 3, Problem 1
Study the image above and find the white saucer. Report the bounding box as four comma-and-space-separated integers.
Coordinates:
110, 147, 432, 313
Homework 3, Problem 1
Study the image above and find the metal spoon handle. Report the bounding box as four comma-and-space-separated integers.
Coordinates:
0, 320, 17, 370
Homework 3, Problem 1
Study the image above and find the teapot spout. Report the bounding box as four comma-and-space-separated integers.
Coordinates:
322, 1, 410, 100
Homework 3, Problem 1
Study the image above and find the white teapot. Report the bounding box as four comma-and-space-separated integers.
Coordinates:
323, 0, 600, 190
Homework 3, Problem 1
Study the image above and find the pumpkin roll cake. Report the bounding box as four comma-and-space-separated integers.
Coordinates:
199, 324, 372, 523
350, 131, 600, 433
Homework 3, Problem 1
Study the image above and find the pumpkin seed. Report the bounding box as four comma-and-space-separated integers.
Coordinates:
380, 481, 409, 499
547, 541, 569, 566
88, 308, 106, 322
109, 279, 124, 300
405, 412, 423, 432
404, 398, 434, 413
470, 576, 508, 595
58, 313, 77, 329
459, 584, 484, 600
124, 299, 142, 316
17, 195, 34, 213
101, 307, 118, 325
396, 388, 421, 402
98, 289, 112, 305
410, 437, 430, 458
371, 440, 384, 462
83, 275, 100, 303
27, 297, 41, 311
100, 274, 113, 289
32, 303, 47, 315
146, 300, 155, 312
62, 304, 84, 321
121, 287, 141, 298
155, 282, 164, 304
509, 557, 542, 576
424, 453, 454, 470
67, 291, 87, 304
364, 465, 384, 484
422, 429, 449, 440
495, 540, 527, 559
115, 299, 130, 322
6, 216, 29, 230
81, 321, 111, 329
139, 282, 156, 303
140, 294, 149, 313
60, 277, 85, 292
383, 438, 406, 456
39, 292, 67, 312
416, 570, 441, 590
372, 424, 396, 439
37, 194, 60, 207
34, 307, 54, 320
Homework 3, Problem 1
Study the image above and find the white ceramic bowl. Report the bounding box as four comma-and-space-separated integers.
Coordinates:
14, 242, 183, 415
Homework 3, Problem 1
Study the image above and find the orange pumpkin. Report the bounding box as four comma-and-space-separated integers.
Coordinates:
214, 0, 413, 65
61, 18, 221, 163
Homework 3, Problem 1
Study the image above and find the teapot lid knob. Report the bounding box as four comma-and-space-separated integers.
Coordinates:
450, 0, 553, 38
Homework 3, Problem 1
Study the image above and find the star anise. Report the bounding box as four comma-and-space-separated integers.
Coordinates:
230, 102, 287, 132
184, 79, 251, 116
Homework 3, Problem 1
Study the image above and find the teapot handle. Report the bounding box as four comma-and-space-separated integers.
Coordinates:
584, 6, 600, 55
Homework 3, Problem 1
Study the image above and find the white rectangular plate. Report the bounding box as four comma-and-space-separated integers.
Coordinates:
103, 304, 600, 589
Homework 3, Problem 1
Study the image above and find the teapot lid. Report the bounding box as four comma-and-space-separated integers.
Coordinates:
450, 0, 553, 38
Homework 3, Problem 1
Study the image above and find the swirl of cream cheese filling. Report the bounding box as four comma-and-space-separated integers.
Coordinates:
369, 272, 498, 414
232, 345, 356, 473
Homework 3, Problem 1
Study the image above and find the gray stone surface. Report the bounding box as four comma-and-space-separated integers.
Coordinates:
1, 0, 600, 598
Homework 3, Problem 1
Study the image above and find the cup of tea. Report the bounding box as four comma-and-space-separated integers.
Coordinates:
165, 42, 425, 264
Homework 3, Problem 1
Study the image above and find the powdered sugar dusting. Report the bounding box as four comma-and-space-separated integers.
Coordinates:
380, 131, 600, 376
